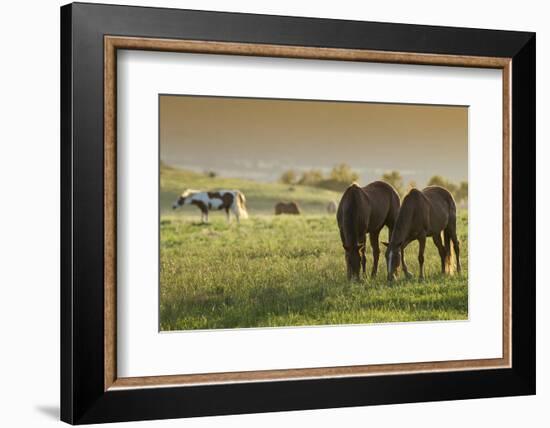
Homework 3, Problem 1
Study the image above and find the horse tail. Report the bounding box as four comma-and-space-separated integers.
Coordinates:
443, 188, 457, 274
233, 191, 248, 219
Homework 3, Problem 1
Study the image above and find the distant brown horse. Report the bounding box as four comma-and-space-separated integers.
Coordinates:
337, 182, 400, 281
275, 201, 301, 215
383, 186, 461, 281
326, 200, 338, 214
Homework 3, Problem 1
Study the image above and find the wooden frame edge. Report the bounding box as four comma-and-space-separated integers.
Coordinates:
105, 35, 511, 68
110, 357, 508, 390
103, 35, 512, 391
104, 36, 117, 390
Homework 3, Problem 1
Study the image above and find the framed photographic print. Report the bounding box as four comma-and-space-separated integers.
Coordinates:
60, 2, 535, 424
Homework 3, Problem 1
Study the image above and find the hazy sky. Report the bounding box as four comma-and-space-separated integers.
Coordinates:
160, 95, 468, 185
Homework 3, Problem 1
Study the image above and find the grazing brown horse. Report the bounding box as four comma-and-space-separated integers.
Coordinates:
337, 182, 400, 281
275, 201, 301, 215
383, 186, 461, 281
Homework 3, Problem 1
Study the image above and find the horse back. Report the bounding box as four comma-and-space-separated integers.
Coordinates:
337, 184, 370, 245
275, 201, 300, 215
362, 181, 400, 231
422, 186, 456, 232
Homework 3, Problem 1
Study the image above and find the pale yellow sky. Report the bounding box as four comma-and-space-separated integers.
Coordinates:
160, 95, 468, 185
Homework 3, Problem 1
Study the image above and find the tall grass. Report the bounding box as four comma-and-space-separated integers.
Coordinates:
160, 167, 468, 331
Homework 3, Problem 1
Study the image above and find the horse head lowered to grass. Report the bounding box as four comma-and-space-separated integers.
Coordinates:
337, 181, 400, 281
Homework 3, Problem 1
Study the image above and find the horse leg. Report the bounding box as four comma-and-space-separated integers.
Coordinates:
369, 231, 380, 278
418, 235, 426, 280
432, 232, 446, 274
359, 233, 367, 277
450, 225, 461, 274
401, 239, 413, 279
225, 207, 230, 222
233, 205, 241, 224
360, 246, 367, 278
444, 229, 451, 272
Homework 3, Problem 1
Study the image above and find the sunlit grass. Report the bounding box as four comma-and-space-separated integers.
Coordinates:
160, 167, 468, 331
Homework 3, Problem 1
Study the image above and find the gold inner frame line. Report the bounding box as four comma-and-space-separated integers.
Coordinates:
104, 35, 512, 391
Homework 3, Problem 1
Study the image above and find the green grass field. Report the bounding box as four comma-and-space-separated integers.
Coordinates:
160, 165, 468, 331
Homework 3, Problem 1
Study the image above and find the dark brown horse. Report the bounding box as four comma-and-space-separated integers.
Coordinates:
274, 201, 301, 215
383, 186, 461, 281
337, 181, 400, 281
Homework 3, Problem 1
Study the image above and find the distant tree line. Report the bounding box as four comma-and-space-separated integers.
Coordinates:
280, 165, 467, 202
280, 163, 359, 191
381, 170, 468, 203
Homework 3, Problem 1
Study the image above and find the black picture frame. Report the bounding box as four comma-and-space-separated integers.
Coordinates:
61, 2, 535, 424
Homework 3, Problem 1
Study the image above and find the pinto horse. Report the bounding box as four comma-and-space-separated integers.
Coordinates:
172, 189, 248, 223
383, 186, 461, 281
337, 182, 400, 281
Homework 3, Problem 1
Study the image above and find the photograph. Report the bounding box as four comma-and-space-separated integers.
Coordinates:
55, 2, 537, 424
160, 94, 469, 331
